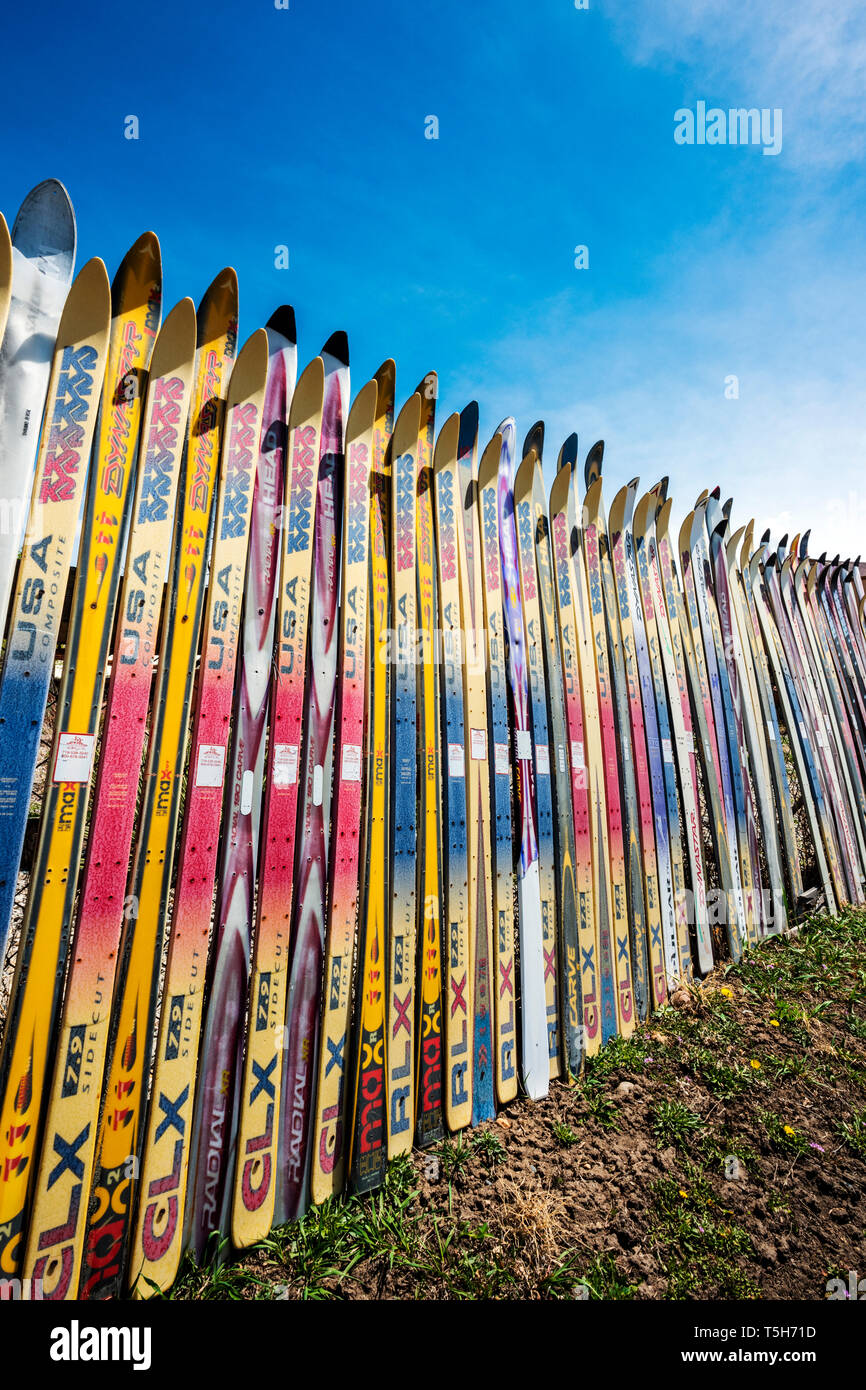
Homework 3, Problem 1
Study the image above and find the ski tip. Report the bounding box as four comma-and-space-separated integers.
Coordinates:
150, 296, 196, 378
557, 432, 578, 474
414, 370, 438, 403
584, 440, 604, 491
458, 401, 479, 458
799, 529, 811, 560
266, 304, 296, 343
710, 485, 721, 500
12, 177, 77, 270
59, 256, 111, 344
111, 231, 162, 312
522, 420, 544, 463
761, 528, 771, 544
434, 412, 460, 472
321, 329, 349, 365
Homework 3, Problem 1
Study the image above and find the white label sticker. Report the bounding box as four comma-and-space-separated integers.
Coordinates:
536, 744, 550, 775
52, 732, 96, 784
273, 743, 299, 786
448, 743, 465, 778
662, 737, 674, 764
495, 741, 510, 775
241, 769, 255, 815
470, 728, 487, 760
313, 764, 324, 805
571, 739, 585, 771
195, 744, 226, 788
767, 722, 776, 742
558, 744, 566, 774
341, 743, 362, 783
516, 729, 532, 761
683, 731, 695, 755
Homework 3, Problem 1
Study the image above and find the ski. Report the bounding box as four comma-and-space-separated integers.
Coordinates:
80, 268, 238, 1300
635, 492, 713, 975
386, 391, 421, 1154
0, 179, 76, 644
128, 328, 267, 1294
475, 429, 518, 1107
549, 458, 601, 1056
184, 309, 296, 1257
629, 490, 694, 980
737, 519, 804, 909
526, 445, 582, 1075
231, 354, 324, 1245
347, 359, 394, 1194
514, 444, 562, 1077
413, 374, 447, 1142
582, 471, 636, 1037
275, 332, 348, 1224
433, 413, 472, 1130
0, 257, 109, 962
677, 510, 745, 960
310, 377, 375, 1200
566, 447, 618, 1043
496, 422, 547, 1095
0, 236, 160, 1284
458, 409, 494, 1126
608, 480, 671, 1004
21, 300, 196, 1300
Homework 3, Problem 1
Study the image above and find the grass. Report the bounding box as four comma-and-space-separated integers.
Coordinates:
161, 904, 866, 1302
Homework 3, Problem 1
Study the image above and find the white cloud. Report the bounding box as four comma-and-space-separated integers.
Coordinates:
606, 0, 866, 168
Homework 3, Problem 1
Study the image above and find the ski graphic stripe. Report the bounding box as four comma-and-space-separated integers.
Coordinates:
21, 300, 195, 1301
347, 360, 393, 1195
230, 355, 324, 1246
80, 268, 238, 1299
311, 378, 375, 1201
128, 328, 267, 1294
386, 393, 421, 1153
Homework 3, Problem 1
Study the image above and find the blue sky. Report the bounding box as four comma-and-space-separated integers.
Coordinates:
3, 0, 865, 558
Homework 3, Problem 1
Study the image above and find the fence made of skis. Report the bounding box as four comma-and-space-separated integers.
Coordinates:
1, 183, 865, 1301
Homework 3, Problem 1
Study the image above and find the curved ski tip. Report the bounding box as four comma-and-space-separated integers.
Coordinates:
710, 485, 721, 500
778, 532, 788, 548
522, 420, 544, 462
266, 304, 296, 342
761, 528, 771, 544
415, 370, 438, 402
12, 177, 77, 260
321, 329, 349, 365
558, 431, 579, 474
459, 399, 479, 426
584, 439, 604, 490
799, 529, 811, 560
496, 415, 517, 437
818, 551, 827, 564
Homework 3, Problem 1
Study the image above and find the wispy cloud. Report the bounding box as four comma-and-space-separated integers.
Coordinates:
607, 0, 866, 169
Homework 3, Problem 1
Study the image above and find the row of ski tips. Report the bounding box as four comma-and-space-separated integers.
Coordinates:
0, 180, 864, 1303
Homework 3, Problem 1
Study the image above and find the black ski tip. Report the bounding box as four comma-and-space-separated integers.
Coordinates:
819, 551, 827, 564
830, 553, 840, 566
761, 528, 771, 544
723, 497, 733, 518
799, 529, 811, 560
522, 420, 544, 463
266, 304, 296, 342
584, 439, 604, 491
779, 532, 788, 548
321, 330, 349, 365
458, 401, 479, 459
710, 485, 721, 500
559, 432, 579, 474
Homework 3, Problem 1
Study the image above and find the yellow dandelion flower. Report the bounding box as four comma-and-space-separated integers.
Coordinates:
784, 1125, 796, 1136
750, 1059, 761, 1070
720, 987, 733, 998
770, 1019, 780, 1027
679, 1189, 688, 1198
